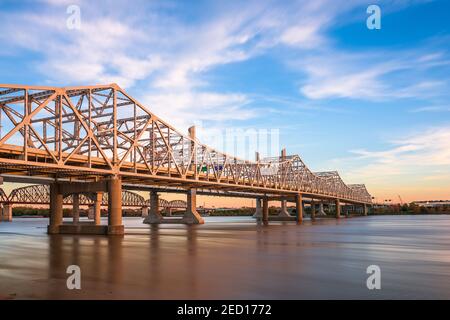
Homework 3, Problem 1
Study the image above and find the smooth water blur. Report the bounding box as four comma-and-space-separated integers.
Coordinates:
1, 215, 450, 299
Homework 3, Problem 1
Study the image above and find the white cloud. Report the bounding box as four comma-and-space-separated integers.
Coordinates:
338, 126, 450, 182
279, 24, 325, 48
411, 105, 450, 113
297, 50, 449, 100
143, 91, 254, 131
1, 0, 447, 134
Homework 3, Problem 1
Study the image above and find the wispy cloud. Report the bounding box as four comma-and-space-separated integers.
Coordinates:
333, 126, 450, 185
0, 0, 385, 126
295, 50, 450, 101
411, 105, 450, 113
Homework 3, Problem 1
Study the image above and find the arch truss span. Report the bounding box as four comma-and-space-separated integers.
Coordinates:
6, 184, 146, 207
0, 84, 371, 204
143, 198, 186, 209
0, 187, 8, 203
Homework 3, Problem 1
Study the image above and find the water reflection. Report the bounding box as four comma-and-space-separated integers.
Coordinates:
1, 216, 450, 299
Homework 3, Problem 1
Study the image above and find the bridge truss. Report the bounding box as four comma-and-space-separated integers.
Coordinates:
0, 84, 371, 204
0, 185, 186, 209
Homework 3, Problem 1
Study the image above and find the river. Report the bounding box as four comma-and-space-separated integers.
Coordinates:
1, 215, 450, 299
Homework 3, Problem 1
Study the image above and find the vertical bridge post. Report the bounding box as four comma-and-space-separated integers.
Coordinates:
278, 148, 291, 217
72, 193, 79, 224
144, 190, 163, 223
296, 194, 303, 224
1, 203, 13, 222
181, 126, 204, 225
262, 197, 269, 225
107, 177, 124, 235
253, 198, 262, 218
335, 199, 341, 219
94, 192, 102, 225
182, 189, 205, 224
48, 183, 63, 234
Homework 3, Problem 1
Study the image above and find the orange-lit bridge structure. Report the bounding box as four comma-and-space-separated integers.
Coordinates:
0, 84, 371, 235
0, 184, 187, 222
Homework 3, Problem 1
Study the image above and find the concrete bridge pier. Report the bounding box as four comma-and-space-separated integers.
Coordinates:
72, 193, 80, 224
278, 199, 291, 217
295, 194, 303, 224
48, 177, 124, 235
87, 204, 95, 219
107, 177, 123, 235
94, 192, 102, 225
262, 197, 269, 225
1, 203, 13, 222
166, 208, 173, 216
141, 206, 149, 218
48, 183, 63, 234
335, 199, 341, 219
143, 191, 163, 223
318, 202, 326, 216
182, 189, 205, 224
363, 204, 368, 216
310, 200, 316, 220
252, 198, 262, 218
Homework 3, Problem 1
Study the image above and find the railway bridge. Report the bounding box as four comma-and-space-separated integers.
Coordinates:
0, 84, 371, 235
0, 184, 187, 222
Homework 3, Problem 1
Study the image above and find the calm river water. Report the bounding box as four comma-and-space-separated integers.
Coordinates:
1, 215, 450, 299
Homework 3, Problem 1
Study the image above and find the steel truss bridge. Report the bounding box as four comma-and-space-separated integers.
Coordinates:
0, 184, 186, 209
0, 84, 371, 234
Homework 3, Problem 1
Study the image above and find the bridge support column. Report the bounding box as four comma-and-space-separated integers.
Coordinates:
182, 189, 204, 224
335, 199, 341, 219
278, 199, 291, 217
318, 202, 326, 216
2, 204, 12, 222
72, 193, 80, 224
107, 177, 124, 235
141, 206, 149, 218
94, 192, 102, 225
252, 198, 262, 218
48, 183, 63, 234
144, 191, 163, 224
310, 200, 316, 220
363, 204, 368, 216
295, 194, 303, 224
166, 208, 173, 216
262, 198, 269, 225
87, 204, 95, 220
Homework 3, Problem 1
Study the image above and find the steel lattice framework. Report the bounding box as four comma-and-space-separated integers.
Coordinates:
5, 185, 144, 207
0, 84, 371, 204
0, 185, 187, 209
0, 187, 8, 203
145, 198, 187, 209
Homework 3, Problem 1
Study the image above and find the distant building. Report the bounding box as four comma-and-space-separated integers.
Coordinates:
412, 200, 450, 208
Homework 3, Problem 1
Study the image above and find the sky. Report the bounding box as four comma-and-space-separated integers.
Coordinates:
0, 0, 449, 205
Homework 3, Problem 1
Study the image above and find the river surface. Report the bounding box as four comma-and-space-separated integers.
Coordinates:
1, 215, 450, 299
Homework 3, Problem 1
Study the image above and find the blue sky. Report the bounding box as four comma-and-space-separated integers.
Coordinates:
0, 0, 449, 202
